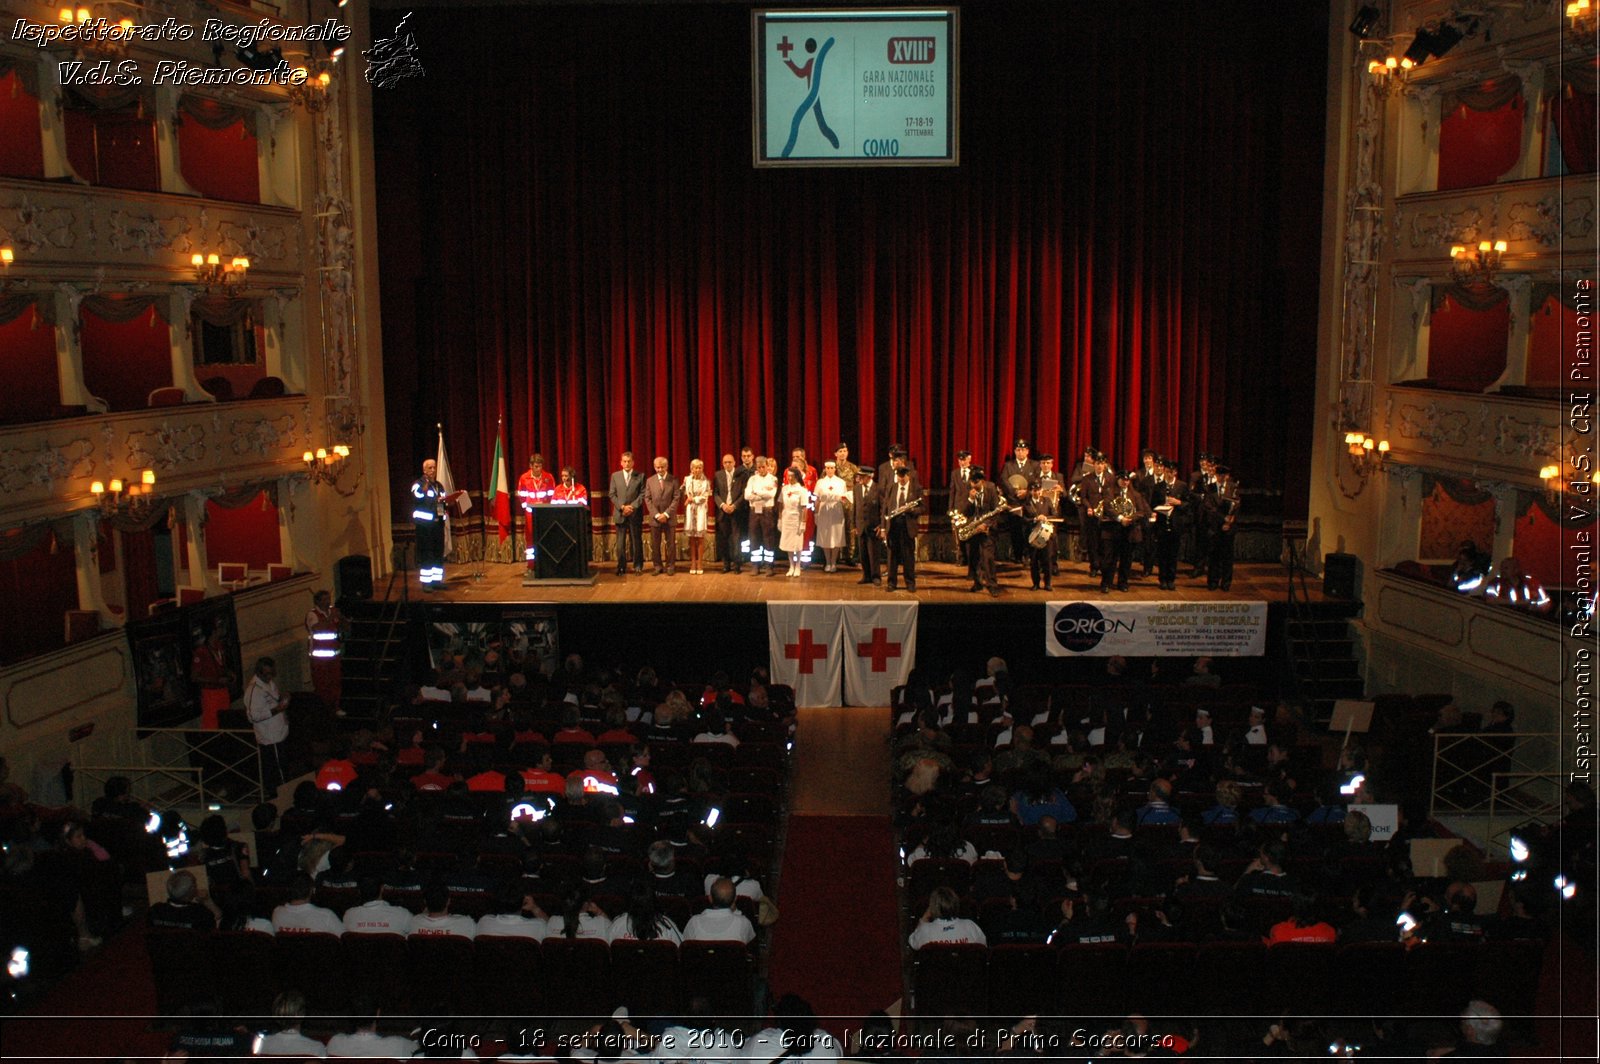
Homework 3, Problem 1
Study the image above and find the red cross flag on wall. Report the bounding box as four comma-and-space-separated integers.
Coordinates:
767, 602, 918, 707
841, 602, 918, 706
767, 602, 845, 707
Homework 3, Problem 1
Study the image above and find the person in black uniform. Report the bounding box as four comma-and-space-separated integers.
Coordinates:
1022, 462, 1063, 591
881, 463, 923, 593
956, 467, 1004, 597
712, 453, 750, 573
411, 458, 448, 589
998, 438, 1040, 564
1035, 453, 1066, 577
1189, 453, 1218, 577
950, 450, 974, 571
1203, 465, 1240, 591
1148, 457, 1190, 591
854, 466, 882, 585
1098, 470, 1152, 593
1075, 452, 1111, 580
1133, 448, 1160, 576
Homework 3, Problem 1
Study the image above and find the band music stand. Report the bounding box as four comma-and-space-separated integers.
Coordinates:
1328, 698, 1375, 754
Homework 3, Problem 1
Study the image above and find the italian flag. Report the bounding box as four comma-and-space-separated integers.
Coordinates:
488, 427, 511, 541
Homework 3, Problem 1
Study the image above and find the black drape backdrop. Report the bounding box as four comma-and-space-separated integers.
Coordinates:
374, 1, 1327, 518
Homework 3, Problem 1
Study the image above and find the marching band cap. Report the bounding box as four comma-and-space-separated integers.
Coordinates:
1013, 437, 1030, 450
1117, 469, 1134, 481
1092, 450, 1107, 462
895, 465, 911, 476
888, 444, 907, 458
1215, 464, 1232, 476
1038, 453, 1054, 463
956, 449, 972, 459
969, 466, 987, 480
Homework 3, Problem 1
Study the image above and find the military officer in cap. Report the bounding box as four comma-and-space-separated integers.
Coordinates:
955, 466, 1004, 596
999, 437, 1040, 564
1203, 465, 1241, 591
1189, 453, 1219, 577
1099, 469, 1152, 593
1147, 456, 1190, 591
1075, 451, 1112, 579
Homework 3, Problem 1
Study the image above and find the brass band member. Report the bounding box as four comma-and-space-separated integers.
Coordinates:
1036, 452, 1065, 577
956, 466, 1004, 597
1147, 456, 1190, 591
1023, 456, 1063, 592
1075, 452, 1111, 580
881, 459, 923, 593
999, 437, 1040, 563
951, 449, 975, 570
1099, 469, 1152, 593
1203, 465, 1240, 591
1134, 447, 1160, 577
1189, 453, 1218, 577
853, 465, 881, 585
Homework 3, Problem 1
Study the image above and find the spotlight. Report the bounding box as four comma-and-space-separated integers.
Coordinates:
1510, 835, 1531, 862
1427, 23, 1463, 57
1402, 33, 1432, 66
1349, 5, 1382, 39
237, 45, 284, 72
1555, 874, 1578, 900
6, 946, 28, 980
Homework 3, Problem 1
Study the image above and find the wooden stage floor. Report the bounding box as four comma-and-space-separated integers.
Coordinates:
403, 559, 1326, 605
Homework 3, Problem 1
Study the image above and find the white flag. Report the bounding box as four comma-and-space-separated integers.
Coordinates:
435, 427, 470, 559
767, 602, 844, 708
841, 602, 918, 706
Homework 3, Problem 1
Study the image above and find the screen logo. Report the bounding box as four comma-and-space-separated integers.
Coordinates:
1051, 603, 1135, 653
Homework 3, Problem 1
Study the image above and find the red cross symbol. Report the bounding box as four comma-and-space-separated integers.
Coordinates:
777, 35, 795, 59
784, 628, 828, 674
857, 627, 902, 673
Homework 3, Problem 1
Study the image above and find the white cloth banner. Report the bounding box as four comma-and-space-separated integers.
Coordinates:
767, 602, 846, 707
841, 602, 918, 706
1045, 600, 1268, 657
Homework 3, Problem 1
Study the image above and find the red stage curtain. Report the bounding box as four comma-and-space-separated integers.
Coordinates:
1427, 290, 1510, 392
0, 527, 77, 665
119, 526, 159, 623
204, 491, 281, 570
1438, 89, 1524, 191
0, 68, 44, 179
1419, 478, 1496, 561
80, 302, 171, 411
0, 303, 59, 423
1513, 501, 1562, 590
177, 109, 260, 203
373, 1, 1328, 519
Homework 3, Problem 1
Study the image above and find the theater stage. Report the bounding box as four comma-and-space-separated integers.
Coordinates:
401, 559, 1326, 606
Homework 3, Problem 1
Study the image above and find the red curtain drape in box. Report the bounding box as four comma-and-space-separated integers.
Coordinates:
374, 2, 1328, 520
204, 492, 281, 571
0, 527, 77, 665
1527, 293, 1581, 388
1427, 290, 1510, 392
0, 67, 44, 179
1437, 86, 1524, 191
177, 101, 260, 203
0, 303, 59, 423
1513, 501, 1562, 590
80, 302, 171, 411
1554, 77, 1598, 175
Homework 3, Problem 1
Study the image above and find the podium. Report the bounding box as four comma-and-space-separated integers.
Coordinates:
523, 505, 594, 585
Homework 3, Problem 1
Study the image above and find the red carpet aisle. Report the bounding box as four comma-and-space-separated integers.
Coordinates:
766, 708, 901, 1040
7, 920, 170, 1060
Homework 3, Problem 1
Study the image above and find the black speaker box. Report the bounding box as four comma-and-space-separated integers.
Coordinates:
1324, 552, 1359, 600
336, 554, 374, 602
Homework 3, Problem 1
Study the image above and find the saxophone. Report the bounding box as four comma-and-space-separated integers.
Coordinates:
957, 500, 1021, 541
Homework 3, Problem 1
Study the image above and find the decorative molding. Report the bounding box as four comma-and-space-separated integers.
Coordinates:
125, 420, 207, 471
95, 206, 189, 258
0, 195, 78, 252
0, 437, 95, 494
1504, 195, 1561, 247
1397, 399, 1474, 449
229, 414, 299, 458
1561, 192, 1596, 240
1491, 411, 1560, 459
1400, 202, 1488, 251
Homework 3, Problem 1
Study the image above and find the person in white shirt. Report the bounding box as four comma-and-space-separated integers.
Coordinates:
477, 890, 550, 941
254, 990, 327, 1057
608, 886, 683, 946
743, 457, 779, 575
692, 711, 740, 748
745, 995, 841, 1061
812, 462, 850, 572
701, 872, 761, 904
682, 878, 756, 944
243, 657, 290, 786
342, 878, 413, 936
545, 891, 612, 940
325, 992, 419, 1059
908, 886, 987, 950
1244, 705, 1269, 745
272, 873, 344, 936
408, 883, 477, 938
778, 467, 812, 577
1194, 707, 1215, 745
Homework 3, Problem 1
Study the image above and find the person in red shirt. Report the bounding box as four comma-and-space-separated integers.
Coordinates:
552, 466, 588, 505
520, 745, 567, 796
1265, 894, 1338, 945
552, 706, 596, 746
316, 757, 359, 792
627, 744, 657, 796
595, 706, 637, 746
409, 747, 457, 793
517, 454, 556, 568
567, 750, 620, 795
466, 768, 507, 793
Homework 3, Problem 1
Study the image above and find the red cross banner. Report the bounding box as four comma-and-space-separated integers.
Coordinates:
767, 602, 846, 707
841, 602, 918, 706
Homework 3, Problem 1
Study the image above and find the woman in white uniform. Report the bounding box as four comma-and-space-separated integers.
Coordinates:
812, 460, 850, 572
682, 458, 711, 574
778, 466, 812, 578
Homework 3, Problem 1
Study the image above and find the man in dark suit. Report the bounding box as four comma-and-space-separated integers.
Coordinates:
607, 451, 646, 575
1202, 465, 1239, 591
950, 449, 974, 570
1075, 452, 1111, 579
1099, 470, 1152, 593
1148, 457, 1190, 591
998, 437, 1040, 564
1133, 448, 1160, 576
643, 456, 682, 575
852, 466, 882, 585
1189, 453, 1218, 577
881, 461, 922, 593
955, 467, 1004, 596
875, 443, 917, 489
712, 453, 749, 573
